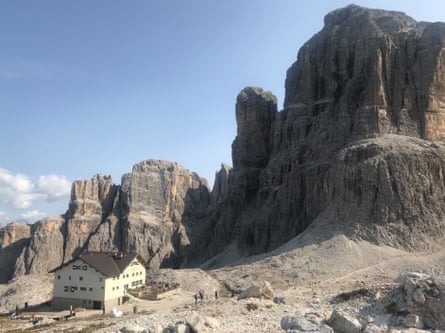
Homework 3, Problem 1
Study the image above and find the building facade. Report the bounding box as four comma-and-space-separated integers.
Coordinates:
50, 252, 146, 310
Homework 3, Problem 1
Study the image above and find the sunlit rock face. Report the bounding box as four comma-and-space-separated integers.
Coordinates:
0, 160, 211, 281
3, 5, 445, 279
119, 159, 210, 269
188, 5, 445, 265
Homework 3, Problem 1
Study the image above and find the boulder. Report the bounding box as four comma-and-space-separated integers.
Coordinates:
173, 323, 190, 333
280, 315, 300, 330
328, 310, 362, 333
238, 281, 274, 300
280, 314, 319, 331
186, 312, 207, 333
404, 314, 424, 329
364, 314, 392, 333
186, 312, 220, 333
397, 272, 445, 330
320, 324, 334, 333
203, 316, 220, 330
153, 324, 164, 333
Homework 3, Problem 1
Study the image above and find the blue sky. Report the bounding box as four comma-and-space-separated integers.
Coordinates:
1, 0, 444, 223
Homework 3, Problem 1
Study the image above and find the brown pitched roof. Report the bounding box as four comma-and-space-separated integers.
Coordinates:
49, 251, 146, 277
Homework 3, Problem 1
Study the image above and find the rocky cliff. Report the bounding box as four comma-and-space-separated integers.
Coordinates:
0, 160, 211, 282
0, 223, 31, 282
189, 4, 445, 264
1, 4, 445, 280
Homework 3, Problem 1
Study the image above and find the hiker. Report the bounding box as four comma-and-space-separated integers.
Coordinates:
102, 304, 105, 315
194, 293, 198, 305
215, 290, 218, 299
198, 290, 204, 302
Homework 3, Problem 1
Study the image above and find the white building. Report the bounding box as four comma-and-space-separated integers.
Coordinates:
50, 251, 146, 310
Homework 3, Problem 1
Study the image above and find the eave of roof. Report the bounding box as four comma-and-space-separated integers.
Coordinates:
48, 251, 145, 277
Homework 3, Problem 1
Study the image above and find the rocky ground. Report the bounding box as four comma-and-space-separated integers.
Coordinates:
1, 233, 445, 332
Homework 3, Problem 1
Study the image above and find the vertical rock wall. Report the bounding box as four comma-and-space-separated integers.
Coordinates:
119, 160, 210, 269
190, 5, 445, 265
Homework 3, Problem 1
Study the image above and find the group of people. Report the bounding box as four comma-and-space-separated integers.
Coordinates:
193, 289, 218, 305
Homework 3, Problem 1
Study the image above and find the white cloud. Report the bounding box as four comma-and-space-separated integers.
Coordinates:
0, 168, 33, 193
0, 211, 4, 216
0, 168, 71, 209
20, 210, 46, 221
37, 175, 71, 200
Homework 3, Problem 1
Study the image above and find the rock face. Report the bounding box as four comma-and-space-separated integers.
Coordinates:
14, 216, 65, 277
64, 174, 118, 260
119, 160, 210, 269
2, 4, 445, 278
210, 163, 231, 207
0, 160, 211, 281
190, 5, 445, 263
284, 5, 445, 142
0, 223, 31, 283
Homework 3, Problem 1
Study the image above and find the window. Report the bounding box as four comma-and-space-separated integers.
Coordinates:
102, 286, 104, 290
72, 265, 80, 270
79, 276, 83, 281
80, 287, 86, 291
82, 265, 88, 270
99, 278, 102, 282
69, 275, 71, 280
112, 287, 115, 291
89, 287, 93, 292
64, 286, 68, 292
117, 286, 119, 290
57, 275, 61, 279
83, 300, 86, 304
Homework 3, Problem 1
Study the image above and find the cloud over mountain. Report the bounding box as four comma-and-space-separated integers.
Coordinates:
20, 210, 47, 221
0, 168, 71, 209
